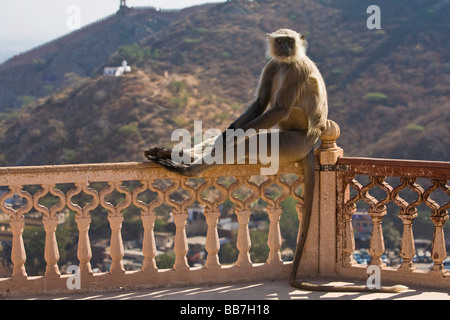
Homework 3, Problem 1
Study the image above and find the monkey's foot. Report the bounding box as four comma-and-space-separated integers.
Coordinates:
147, 155, 198, 177
144, 147, 172, 160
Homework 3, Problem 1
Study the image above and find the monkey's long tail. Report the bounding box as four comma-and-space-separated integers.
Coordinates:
288, 279, 408, 293
288, 150, 408, 294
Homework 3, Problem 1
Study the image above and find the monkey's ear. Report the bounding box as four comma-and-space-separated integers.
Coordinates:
300, 35, 306, 40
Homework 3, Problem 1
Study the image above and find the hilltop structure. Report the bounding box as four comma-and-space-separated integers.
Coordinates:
103, 60, 132, 76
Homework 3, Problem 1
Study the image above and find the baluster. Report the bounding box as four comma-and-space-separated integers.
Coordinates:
289, 176, 304, 245
204, 208, 221, 269
197, 178, 227, 270
340, 177, 358, 266
266, 207, 283, 265
77, 217, 93, 274
10, 220, 27, 280
165, 178, 195, 271
43, 219, 60, 278
173, 210, 189, 271
261, 176, 289, 266
342, 208, 357, 267
398, 215, 416, 270
0, 186, 33, 280
67, 183, 99, 276
430, 215, 448, 273
35, 185, 65, 279
235, 209, 252, 268
132, 180, 163, 273
228, 176, 258, 268
109, 215, 125, 275
100, 181, 131, 276
362, 176, 391, 267
141, 214, 157, 271
392, 178, 421, 271
368, 212, 386, 267
424, 179, 449, 274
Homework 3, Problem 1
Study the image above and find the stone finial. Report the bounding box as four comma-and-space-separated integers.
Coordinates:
319, 120, 340, 151
316, 120, 343, 165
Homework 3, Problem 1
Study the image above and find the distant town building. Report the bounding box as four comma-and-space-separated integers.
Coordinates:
103, 60, 131, 77
352, 211, 372, 249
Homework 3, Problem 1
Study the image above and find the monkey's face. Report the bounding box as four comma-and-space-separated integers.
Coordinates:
274, 37, 296, 58
267, 29, 306, 63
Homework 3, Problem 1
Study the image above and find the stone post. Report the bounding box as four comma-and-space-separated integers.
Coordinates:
315, 120, 343, 276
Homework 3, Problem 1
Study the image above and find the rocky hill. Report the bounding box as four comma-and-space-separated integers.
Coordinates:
0, 0, 448, 166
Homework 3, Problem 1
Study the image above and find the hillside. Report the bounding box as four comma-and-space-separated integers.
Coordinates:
0, 0, 448, 166
0, 7, 179, 111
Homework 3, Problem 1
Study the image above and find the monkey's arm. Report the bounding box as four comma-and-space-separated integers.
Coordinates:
225, 61, 277, 131
240, 70, 305, 131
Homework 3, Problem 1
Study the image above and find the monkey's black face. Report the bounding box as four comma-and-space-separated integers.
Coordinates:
274, 37, 295, 57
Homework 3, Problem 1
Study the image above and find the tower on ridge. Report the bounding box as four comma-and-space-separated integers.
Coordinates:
120, 0, 127, 7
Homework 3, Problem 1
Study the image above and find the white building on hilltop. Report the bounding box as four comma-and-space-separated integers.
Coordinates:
104, 60, 131, 77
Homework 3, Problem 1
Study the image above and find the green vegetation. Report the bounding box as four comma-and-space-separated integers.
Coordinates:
406, 124, 425, 132
168, 80, 190, 108
172, 117, 190, 127
332, 68, 344, 75
184, 38, 201, 44
363, 92, 388, 103
18, 95, 35, 108
113, 43, 145, 65
169, 92, 190, 108
351, 46, 365, 55
156, 252, 176, 269
169, 80, 187, 93
48, 119, 68, 144
118, 123, 139, 135
64, 149, 79, 163
195, 27, 208, 33
250, 229, 269, 263
110, 43, 160, 66
221, 51, 232, 59
214, 112, 228, 121
219, 241, 239, 264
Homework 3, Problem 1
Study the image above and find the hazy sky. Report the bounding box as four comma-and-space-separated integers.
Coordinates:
0, 0, 225, 59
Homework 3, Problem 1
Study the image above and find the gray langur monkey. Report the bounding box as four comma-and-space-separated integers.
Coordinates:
144, 29, 407, 293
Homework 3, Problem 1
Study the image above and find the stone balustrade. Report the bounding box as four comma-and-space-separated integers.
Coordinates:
335, 157, 450, 288
0, 140, 308, 296
0, 120, 448, 296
